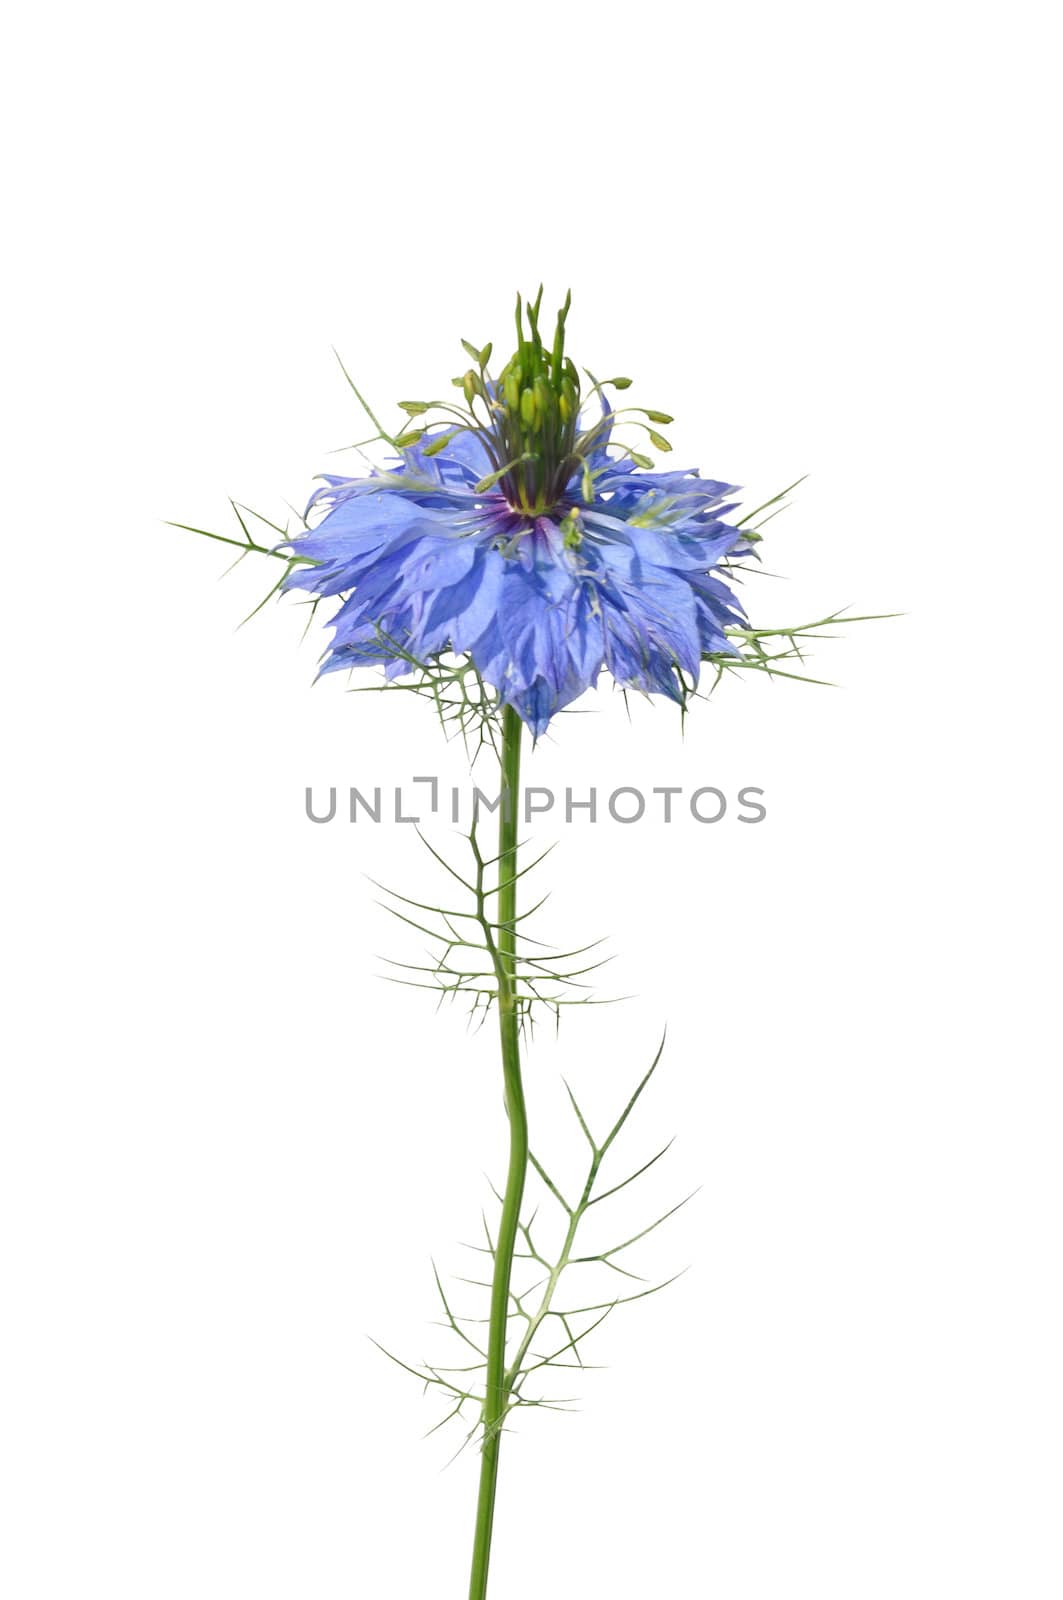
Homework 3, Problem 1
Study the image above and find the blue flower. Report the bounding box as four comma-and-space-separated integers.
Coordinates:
284, 296, 752, 737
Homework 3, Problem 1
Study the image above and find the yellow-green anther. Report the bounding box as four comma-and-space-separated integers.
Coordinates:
473, 466, 509, 493
559, 392, 571, 423
611, 377, 633, 389
581, 461, 594, 503
560, 508, 582, 548
648, 430, 672, 452
424, 430, 460, 457
632, 451, 653, 468
479, 341, 492, 368
398, 400, 429, 416
463, 369, 480, 405
644, 410, 674, 424
520, 387, 537, 426
395, 428, 424, 448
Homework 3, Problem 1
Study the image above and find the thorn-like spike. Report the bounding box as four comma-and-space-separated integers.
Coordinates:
598, 1032, 667, 1158
561, 1077, 597, 1153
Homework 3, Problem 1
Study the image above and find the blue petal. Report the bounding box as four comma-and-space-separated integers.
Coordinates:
287, 425, 755, 732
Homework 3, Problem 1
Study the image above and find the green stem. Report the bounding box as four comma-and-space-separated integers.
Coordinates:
467, 705, 526, 1600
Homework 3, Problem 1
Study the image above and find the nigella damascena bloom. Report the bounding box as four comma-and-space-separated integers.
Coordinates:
284, 295, 752, 737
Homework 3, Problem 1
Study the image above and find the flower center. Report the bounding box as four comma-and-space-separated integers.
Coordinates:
463, 291, 591, 519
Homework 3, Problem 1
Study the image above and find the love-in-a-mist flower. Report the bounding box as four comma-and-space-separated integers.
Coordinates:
284, 292, 752, 736
174, 292, 883, 1600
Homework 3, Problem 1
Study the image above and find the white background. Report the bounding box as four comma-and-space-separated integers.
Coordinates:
2, 3, 1060, 1596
